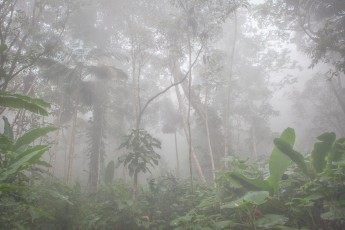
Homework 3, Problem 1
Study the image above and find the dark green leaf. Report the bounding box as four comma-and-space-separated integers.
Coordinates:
268, 127, 295, 194
0, 90, 50, 116
230, 172, 272, 192
221, 191, 269, 209
13, 127, 57, 152
0, 145, 49, 181
3, 116, 14, 141
311, 132, 335, 173
273, 138, 310, 177
104, 160, 115, 184
255, 214, 288, 228
329, 138, 345, 165
0, 44, 7, 53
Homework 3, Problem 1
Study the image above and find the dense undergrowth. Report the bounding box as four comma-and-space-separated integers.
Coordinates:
1, 91, 345, 230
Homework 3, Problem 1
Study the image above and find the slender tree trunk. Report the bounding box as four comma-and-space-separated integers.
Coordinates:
329, 78, 345, 116
174, 131, 180, 177
204, 87, 216, 187
251, 123, 258, 161
49, 96, 64, 176
174, 83, 206, 182
132, 172, 138, 200
66, 103, 78, 184
187, 35, 194, 191
223, 11, 238, 166
88, 99, 105, 193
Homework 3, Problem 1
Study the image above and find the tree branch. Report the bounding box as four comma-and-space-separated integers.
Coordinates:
136, 44, 204, 128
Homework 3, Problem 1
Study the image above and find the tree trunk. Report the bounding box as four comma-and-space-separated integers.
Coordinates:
66, 103, 78, 184
49, 78, 66, 176
174, 131, 180, 178
204, 87, 216, 187
251, 123, 258, 161
329, 78, 345, 116
88, 100, 105, 193
223, 11, 238, 166
132, 172, 138, 200
174, 83, 206, 182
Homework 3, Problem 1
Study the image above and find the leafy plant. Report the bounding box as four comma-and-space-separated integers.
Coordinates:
228, 127, 296, 195
0, 90, 51, 116
0, 90, 56, 229
118, 129, 161, 198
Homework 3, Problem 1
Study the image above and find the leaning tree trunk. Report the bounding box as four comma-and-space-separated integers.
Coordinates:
174, 82, 206, 183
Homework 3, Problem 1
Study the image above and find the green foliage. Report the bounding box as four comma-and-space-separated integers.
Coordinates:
0, 91, 56, 229
229, 172, 272, 192
103, 160, 115, 184
221, 191, 269, 209
227, 128, 296, 195
170, 128, 345, 229
0, 90, 51, 116
255, 214, 288, 228
0, 127, 343, 229
118, 129, 161, 179
268, 127, 295, 194
273, 138, 310, 177
311, 132, 336, 173
0, 116, 56, 182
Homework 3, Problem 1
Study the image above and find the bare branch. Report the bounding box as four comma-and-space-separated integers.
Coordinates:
136, 44, 204, 128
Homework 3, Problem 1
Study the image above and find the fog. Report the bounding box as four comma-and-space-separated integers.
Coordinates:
1, 0, 345, 229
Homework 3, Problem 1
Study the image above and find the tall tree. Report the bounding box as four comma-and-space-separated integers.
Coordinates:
0, 0, 69, 90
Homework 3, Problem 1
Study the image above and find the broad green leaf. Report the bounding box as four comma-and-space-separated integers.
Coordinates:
221, 191, 269, 209
213, 220, 235, 229
311, 132, 336, 173
328, 138, 345, 166
268, 127, 295, 194
3, 116, 14, 141
25, 205, 55, 221
13, 127, 57, 152
0, 145, 49, 181
0, 90, 50, 116
273, 138, 310, 178
104, 160, 115, 184
0, 134, 13, 150
255, 214, 288, 228
230, 172, 272, 192
321, 208, 345, 220
242, 191, 269, 205
0, 183, 27, 192
0, 44, 7, 53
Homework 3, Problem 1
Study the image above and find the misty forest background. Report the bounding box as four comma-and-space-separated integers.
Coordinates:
1, 0, 345, 229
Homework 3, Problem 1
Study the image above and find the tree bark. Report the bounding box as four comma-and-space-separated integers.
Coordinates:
174, 82, 206, 182
66, 102, 78, 184
204, 87, 216, 187
223, 11, 238, 166
174, 131, 180, 178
